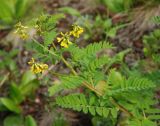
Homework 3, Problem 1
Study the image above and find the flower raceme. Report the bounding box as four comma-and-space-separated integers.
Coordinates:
57, 32, 72, 48
57, 24, 83, 48
28, 58, 48, 74
70, 24, 84, 38
14, 22, 29, 40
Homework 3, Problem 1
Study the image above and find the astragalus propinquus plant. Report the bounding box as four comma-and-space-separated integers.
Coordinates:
15, 14, 159, 126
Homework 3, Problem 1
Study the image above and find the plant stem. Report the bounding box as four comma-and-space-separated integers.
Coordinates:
52, 43, 77, 75
0, 73, 9, 88
83, 82, 102, 96
109, 97, 134, 117
142, 109, 146, 119
61, 56, 77, 75
50, 71, 65, 77
33, 39, 57, 56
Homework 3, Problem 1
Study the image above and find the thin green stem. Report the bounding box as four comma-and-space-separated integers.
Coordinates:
33, 38, 57, 56
0, 73, 9, 88
61, 56, 77, 75
52, 43, 77, 75
142, 109, 146, 119
83, 82, 102, 96
109, 97, 134, 117
49, 71, 65, 77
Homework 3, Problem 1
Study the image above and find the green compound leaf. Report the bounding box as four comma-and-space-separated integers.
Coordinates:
56, 94, 110, 117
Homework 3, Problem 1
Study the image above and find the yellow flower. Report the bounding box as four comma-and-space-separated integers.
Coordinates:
34, 24, 44, 35
28, 58, 35, 65
28, 58, 48, 74
70, 24, 83, 38
57, 32, 72, 48
14, 22, 29, 40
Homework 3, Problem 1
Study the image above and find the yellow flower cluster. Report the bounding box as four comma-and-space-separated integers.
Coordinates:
57, 32, 72, 48
70, 24, 84, 38
35, 24, 44, 35
14, 22, 28, 40
57, 24, 83, 48
28, 58, 48, 74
